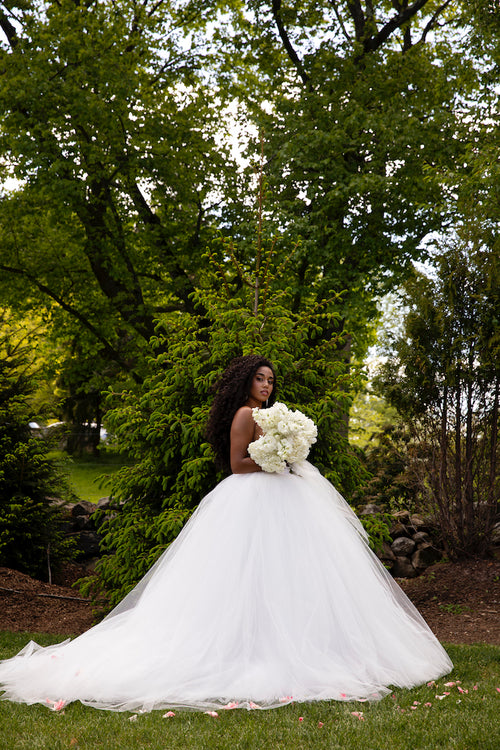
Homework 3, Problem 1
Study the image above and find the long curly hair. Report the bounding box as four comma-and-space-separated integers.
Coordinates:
206, 355, 277, 473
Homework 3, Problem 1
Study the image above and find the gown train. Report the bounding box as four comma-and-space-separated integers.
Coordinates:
0, 461, 452, 711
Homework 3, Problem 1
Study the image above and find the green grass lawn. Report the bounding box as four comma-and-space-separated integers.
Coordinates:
0, 634, 498, 750
50, 452, 131, 504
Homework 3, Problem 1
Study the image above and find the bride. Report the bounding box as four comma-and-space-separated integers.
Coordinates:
0, 355, 452, 712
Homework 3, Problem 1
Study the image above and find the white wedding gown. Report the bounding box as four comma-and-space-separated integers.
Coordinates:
0, 461, 452, 712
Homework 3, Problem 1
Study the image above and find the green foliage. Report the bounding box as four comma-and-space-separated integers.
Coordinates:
0, 311, 75, 579
0, 0, 484, 428
374, 242, 500, 558
80, 244, 366, 607
349, 387, 399, 449
220, 2, 477, 347
0, 0, 237, 390
358, 511, 392, 554
352, 422, 421, 514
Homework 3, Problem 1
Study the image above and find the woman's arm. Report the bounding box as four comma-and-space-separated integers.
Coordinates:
230, 407, 262, 474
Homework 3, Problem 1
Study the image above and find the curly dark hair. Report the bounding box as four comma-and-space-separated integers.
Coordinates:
206, 354, 277, 473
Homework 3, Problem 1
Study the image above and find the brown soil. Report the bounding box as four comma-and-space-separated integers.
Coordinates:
0, 558, 499, 645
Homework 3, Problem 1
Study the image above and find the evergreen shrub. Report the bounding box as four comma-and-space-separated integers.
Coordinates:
81, 256, 367, 608
0, 314, 75, 579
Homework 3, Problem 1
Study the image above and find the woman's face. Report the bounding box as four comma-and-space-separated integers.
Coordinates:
247, 366, 274, 408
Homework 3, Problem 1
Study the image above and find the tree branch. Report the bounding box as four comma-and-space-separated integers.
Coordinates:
328, 0, 352, 42
0, 262, 140, 380
125, 180, 198, 314
363, 0, 432, 54
419, 0, 454, 44
271, 0, 309, 85
0, 6, 18, 49
346, 0, 366, 41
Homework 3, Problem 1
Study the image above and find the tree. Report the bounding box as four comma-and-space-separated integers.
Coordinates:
0, 2, 483, 377
81, 240, 366, 607
0, 0, 491, 457
374, 243, 500, 558
0, 309, 75, 579
217, 1, 476, 349
0, 0, 238, 384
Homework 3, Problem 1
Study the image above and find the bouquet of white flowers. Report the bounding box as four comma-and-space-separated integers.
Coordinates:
248, 401, 317, 473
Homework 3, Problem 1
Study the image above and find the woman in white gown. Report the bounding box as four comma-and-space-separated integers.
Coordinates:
0, 355, 452, 712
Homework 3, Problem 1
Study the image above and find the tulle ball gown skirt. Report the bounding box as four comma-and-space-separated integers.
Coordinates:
0, 462, 452, 712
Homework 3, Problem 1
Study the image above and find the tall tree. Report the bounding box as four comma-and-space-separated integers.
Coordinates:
218, 1, 477, 354
0, 0, 488, 435
0, 0, 238, 382
375, 243, 500, 558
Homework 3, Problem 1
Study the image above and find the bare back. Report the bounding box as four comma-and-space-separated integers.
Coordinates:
229, 406, 263, 474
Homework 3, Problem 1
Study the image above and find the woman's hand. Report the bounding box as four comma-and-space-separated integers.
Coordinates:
230, 407, 262, 474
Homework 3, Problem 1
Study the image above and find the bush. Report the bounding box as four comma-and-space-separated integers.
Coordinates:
0, 312, 75, 579
80, 254, 367, 608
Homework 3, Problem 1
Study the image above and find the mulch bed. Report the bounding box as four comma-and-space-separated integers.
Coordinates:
0, 558, 499, 644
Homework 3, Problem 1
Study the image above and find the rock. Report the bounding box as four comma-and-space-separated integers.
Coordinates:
391, 537, 416, 556
97, 497, 112, 510
74, 514, 96, 531
409, 514, 428, 531
412, 531, 432, 545
389, 522, 408, 539
491, 522, 500, 546
392, 510, 411, 524
376, 542, 396, 562
77, 530, 101, 558
360, 503, 383, 515
392, 556, 417, 578
71, 500, 97, 517
412, 543, 442, 571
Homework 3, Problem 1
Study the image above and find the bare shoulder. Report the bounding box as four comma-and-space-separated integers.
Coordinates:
231, 406, 254, 429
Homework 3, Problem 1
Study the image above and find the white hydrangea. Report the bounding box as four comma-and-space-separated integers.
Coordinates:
248, 402, 317, 473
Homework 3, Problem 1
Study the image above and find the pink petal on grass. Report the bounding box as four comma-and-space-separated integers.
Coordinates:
435, 694, 447, 700
444, 682, 456, 687
496, 688, 500, 694
52, 700, 66, 712
223, 702, 239, 710
473, 685, 479, 691
163, 711, 175, 718
427, 681, 436, 688
204, 711, 219, 718
350, 711, 364, 720
129, 715, 138, 722
318, 722, 324, 728
424, 702, 432, 707
298, 717, 304, 722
